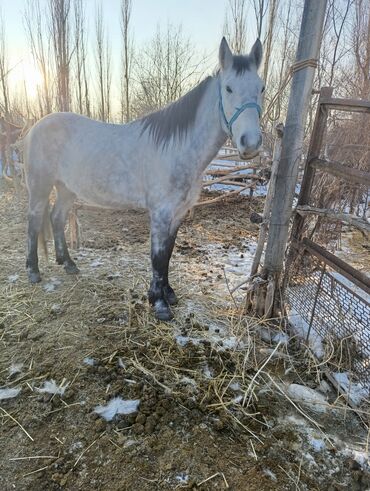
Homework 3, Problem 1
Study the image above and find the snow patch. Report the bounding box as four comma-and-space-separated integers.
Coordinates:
263, 468, 277, 481
83, 357, 97, 366
308, 436, 326, 452
341, 447, 370, 469
36, 379, 69, 395
202, 365, 213, 379
229, 382, 241, 391
180, 376, 198, 388
289, 308, 324, 358
8, 274, 19, 283
175, 473, 189, 484
332, 372, 369, 406
232, 394, 243, 404
219, 336, 245, 350
43, 277, 62, 293
69, 441, 83, 452
272, 332, 289, 345
90, 259, 103, 268
175, 335, 200, 347
8, 363, 23, 376
0, 387, 21, 400
287, 384, 327, 413
94, 397, 140, 421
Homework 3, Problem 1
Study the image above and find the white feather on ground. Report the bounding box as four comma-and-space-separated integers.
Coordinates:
0, 387, 21, 400
94, 397, 140, 421
36, 380, 69, 395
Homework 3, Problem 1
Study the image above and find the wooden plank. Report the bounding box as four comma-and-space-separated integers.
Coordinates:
204, 179, 257, 188
310, 158, 370, 187
205, 163, 259, 175
251, 123, 284, 277
203, 173, 261, 187
298, 87, 334, 207
320, 97, 370, 113
301, 237, 370, 296
295, 205, 370, 233
195, 184, 254, 207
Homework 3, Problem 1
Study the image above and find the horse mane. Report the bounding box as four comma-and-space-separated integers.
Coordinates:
140, 76, 213, 147
232, 55, 253, 75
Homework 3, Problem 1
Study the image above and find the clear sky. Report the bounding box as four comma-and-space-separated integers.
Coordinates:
4, 0, 260, 68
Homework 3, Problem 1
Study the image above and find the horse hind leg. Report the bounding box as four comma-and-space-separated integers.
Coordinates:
26, 187, 53, 283
51, 183, 79, 275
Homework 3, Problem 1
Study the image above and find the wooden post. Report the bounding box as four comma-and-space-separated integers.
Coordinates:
263, 0, 327, 280
250, 123, 284, 277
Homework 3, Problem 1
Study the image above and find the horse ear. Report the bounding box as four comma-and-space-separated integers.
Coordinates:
250, 38, 263, 69
219, 37, 233, 71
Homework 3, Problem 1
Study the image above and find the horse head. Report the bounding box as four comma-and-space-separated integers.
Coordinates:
218, 37, 264, 160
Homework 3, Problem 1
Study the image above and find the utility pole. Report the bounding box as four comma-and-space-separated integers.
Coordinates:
262, 0, 327, 284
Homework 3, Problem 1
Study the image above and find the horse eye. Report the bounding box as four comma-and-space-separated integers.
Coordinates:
226, 86, 232, 93
261, 86, 265, 93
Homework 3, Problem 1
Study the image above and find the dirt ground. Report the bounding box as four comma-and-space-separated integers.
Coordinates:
1, 182, 370, 491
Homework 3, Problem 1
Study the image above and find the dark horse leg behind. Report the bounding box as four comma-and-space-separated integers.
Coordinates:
26, 179, 79, 283
148, 210, 181, 321
50, 182, 79, 274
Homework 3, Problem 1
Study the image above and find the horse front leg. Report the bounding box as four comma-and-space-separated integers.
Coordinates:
148, 215, 179, 321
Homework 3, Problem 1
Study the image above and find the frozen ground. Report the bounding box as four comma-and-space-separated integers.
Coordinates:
1, 182, 370, 490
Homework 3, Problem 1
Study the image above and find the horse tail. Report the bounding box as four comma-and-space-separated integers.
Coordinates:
38, 204, 52, 260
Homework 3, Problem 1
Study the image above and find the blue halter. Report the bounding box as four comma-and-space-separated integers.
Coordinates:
219, 83, 262, 138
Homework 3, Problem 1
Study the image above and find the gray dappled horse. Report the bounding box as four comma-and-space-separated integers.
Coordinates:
24, 38, 264, 321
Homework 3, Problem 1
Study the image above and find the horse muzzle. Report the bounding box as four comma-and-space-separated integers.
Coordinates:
238, 133, 262, 160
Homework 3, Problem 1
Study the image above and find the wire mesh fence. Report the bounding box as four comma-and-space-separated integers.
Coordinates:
287, 250, 370, 388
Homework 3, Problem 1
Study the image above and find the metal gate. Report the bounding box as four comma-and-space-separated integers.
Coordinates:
286, 87, 370, 391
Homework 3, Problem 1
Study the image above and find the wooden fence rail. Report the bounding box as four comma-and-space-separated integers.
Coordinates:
285, 86, 370, 298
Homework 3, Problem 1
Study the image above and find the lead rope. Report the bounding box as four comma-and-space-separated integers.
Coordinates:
262, 58, 319, 124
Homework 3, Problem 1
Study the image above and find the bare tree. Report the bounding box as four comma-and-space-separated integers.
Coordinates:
49, 0, 73, 112
263, 0, 279, 83
223, 0, 247, 54
105, 29, 112, 121
319, 0, 354, 89
263, 0, 297, 126
94, 4, 112, 121
24, 0, 53, 115
133, 24, 205, 115
0, 8, 10, 118
73, 0, 90, 116
120, 0, 133, 122
353, 0, 370, 98
250, 0, 269, 39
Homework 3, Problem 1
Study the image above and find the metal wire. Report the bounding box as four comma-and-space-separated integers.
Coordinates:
287, 252, 370, 387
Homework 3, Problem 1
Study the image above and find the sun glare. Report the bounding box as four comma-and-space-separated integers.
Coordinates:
9, 60, 43, 98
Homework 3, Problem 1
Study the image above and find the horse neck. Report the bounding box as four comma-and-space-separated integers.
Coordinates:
187, 76, 227, 171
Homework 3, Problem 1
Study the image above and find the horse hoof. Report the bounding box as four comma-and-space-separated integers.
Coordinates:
28, 271, 41, 284
164, 286, 178, 305
64, 262, 79, 274
154, 300, 173, 321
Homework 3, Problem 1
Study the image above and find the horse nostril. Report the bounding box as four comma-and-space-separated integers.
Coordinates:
240, 135, 247, 147
258, 135, 262, 147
